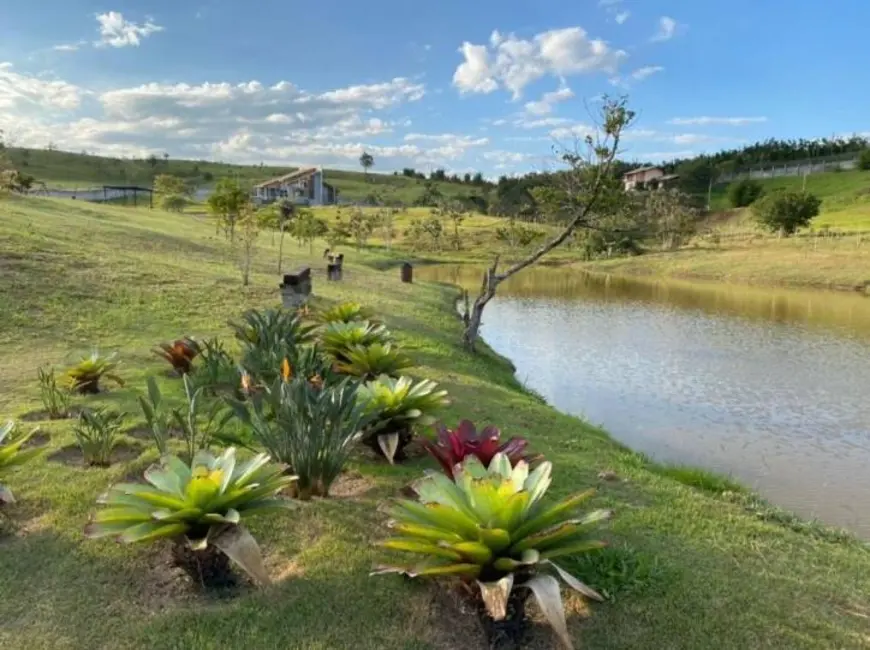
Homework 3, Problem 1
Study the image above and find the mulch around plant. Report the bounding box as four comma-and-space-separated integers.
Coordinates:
47, 442, 143, 468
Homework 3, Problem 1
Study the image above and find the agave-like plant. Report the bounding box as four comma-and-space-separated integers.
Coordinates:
334, 343, 414, 381
228, 375, 371, 499
85, 447, 296, 588
374, 454, 612, 650
153, 337, 201, 375
357, 376, 448, 463
422, 420, 535, 479
229, 308, 317, 349
0, 421, 46, 506
320, 321, 393, 364
65, 351, 124, 394
318, 302, 376, 324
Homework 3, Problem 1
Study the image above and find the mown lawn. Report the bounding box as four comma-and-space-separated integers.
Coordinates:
1, 196, 869, 650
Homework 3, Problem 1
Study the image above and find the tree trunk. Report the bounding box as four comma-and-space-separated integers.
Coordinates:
462, 259, 500, 351
277, 226, 286, 274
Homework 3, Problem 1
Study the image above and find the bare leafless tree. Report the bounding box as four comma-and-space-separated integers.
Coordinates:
461, 98, 635, 351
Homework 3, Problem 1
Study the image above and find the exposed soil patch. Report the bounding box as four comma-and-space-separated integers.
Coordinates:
19, 408, 79, 422
22, 431, 51, 449
422, 585, 487, 650
329, 471, 377, 499
47, 441, 143, 467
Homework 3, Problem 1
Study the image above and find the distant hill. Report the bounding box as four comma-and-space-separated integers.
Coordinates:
3, 147, 487, 204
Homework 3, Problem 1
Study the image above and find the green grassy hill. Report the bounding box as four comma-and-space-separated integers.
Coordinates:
2, 195, 870, 649
5, 146, 484, 204
710, 169, 870, 229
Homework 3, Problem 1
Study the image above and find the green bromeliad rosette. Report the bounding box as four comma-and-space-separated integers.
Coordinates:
374, 453, 612, 650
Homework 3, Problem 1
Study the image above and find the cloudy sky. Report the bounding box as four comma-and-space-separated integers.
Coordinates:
1, 0, 867, 175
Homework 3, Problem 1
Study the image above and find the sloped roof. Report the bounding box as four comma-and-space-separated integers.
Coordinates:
255, 167, 319, 188
623, 165, 663, 177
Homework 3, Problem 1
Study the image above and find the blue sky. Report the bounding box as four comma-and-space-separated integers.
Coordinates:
1, 0, 868, 175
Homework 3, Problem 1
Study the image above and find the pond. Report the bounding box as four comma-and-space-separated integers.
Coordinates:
418, 265, 870, 538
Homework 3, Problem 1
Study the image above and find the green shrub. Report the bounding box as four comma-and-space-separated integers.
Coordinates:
375, 454, 611, 650
228, 376, 370, 499
728, 179, 764, 207
229, 309, 316, 349
137, 377, 172, 455
752, 190, 821, 235
37, 366, 72, 418
73, 408, 127, 466
320, 321, 393, 364
318, 302, 375, 324
190, 338, 238, 396
172, 374, 232, 463
858, 149, 870, 171
357, 376, 448, 463
84, 448, 296, 588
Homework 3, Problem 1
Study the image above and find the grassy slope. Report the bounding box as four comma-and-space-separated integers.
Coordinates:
1, 197, 870, 649
590, 170, 870, 288
6, 147, 480, 203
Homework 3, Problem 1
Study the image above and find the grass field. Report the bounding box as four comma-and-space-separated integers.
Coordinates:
5, 146, 482, 204
1, 196, 869, 649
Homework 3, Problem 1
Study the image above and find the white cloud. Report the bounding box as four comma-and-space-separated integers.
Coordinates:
95, 11, 164, 48
615, 11, 631, 24
482, 150, 535, 164
53, 41, 86, 52
651, 16, 678, 42
0, 63, 82, 111
524, 85, 574, 115
631, 65, 664, 81
668, 116, 768, 126
517, 116, 573, 129
454, 27, 627, 98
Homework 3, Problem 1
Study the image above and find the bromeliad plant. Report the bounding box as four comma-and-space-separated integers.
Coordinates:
318, 302, 376, 324
37, 365, 72, 419
73, 408, 127, 466
65, 350, 124, 394
228, 374, 369, 499
357, 376, 448, 463
320, 321, 393, 364
0, 421, 46, 506
422, 420, 535, 479
153, 338, 201, 375
230, 308, 317, 349
85, 448, 296, 588
375, 454, 612, 650
334, 343, 414, 381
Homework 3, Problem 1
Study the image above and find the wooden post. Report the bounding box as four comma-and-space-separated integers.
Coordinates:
401, 262, 413, 283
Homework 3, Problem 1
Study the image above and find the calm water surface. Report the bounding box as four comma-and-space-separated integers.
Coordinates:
419, 265, 870, 537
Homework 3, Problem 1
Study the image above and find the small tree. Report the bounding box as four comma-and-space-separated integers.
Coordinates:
379, 209, 397, 249
404, 219, 427, 252
348, 209, 376, 250
643, 188, 699, 250
162, 194, 187, 212
422, 216, 444, 252
461, 97, 634, 350
752, 191, 821, 235
276, 199, 295, 274
495, 218, 541, 250
207, 178, 248, 241
728, 179, 764, 208
293, 210, 328, 252
360, 151, 374, 181
326, 213, 351, 249
237, 204, 259, 286
858, 149, 870, 171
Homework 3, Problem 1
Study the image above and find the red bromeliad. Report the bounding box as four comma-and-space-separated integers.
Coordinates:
153, 338, 201, 375
421, 420, 533, 478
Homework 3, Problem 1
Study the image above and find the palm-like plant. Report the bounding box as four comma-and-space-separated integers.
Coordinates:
153, 338, 201, 375
229, 376, 370, 499
65, 351, 124, 394
229, 308, 316, 349
190, 338, 238, 397
357, 376, 448, 463
241, 341, 336, 389
374, 454, 611, 650
320, 321, 393, 364
334, 343, 413, 380
422, 420, 534, 478
0, 421, 46, 505
73, 408, 127, 466
85, 448, 296, 588
318, 302, 376, 324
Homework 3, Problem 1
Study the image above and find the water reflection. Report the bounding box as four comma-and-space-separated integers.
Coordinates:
419, 265, 870, 537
